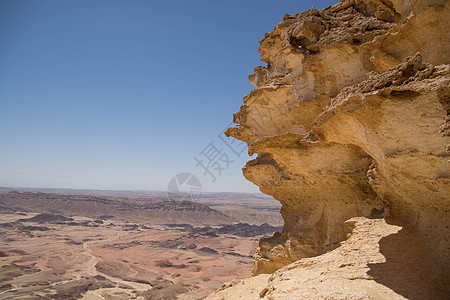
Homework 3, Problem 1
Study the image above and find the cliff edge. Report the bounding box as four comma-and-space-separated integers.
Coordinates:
208, 0, 449, 298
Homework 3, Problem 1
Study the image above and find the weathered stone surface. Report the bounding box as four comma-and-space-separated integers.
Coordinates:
206, 217, 448, 299
225, 0, 449, 292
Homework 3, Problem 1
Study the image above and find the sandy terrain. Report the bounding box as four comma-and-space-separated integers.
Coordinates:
0, 210, 268, 299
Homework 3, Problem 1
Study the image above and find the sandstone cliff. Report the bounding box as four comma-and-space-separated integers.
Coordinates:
210, 0, 449, 298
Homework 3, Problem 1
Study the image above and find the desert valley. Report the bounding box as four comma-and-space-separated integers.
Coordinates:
0, 189, 282, 299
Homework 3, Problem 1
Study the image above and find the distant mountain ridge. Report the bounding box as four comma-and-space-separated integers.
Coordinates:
0, 191, 233, 226
0, 186, 273, 199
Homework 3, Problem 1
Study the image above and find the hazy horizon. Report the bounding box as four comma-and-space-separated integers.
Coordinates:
0, 185, 275, 196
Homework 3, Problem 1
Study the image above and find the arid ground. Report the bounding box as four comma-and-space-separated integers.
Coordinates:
0, 190, 282, 299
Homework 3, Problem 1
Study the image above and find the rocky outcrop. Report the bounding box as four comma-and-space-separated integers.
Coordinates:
225, 0, 450, 290
207, 217, 447, 299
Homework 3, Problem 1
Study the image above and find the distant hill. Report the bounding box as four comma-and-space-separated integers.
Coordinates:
0, 192, 234, 226
0, 187, 274, 200
0, 187, 283, 226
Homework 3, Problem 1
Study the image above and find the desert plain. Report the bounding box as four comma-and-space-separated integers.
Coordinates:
0, 189, 282, 299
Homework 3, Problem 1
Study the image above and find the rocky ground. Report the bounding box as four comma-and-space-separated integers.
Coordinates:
207, 217, 448, 299
0, 192, 281, 299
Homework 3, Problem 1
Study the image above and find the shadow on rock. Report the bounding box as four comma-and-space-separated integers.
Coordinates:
368, 228, 450, 300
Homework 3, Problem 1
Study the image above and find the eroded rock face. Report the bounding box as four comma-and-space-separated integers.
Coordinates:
206, 217, 448, 299
226, 0, 450, 276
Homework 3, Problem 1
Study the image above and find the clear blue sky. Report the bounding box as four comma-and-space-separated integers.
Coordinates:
0, 0, 335, 193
